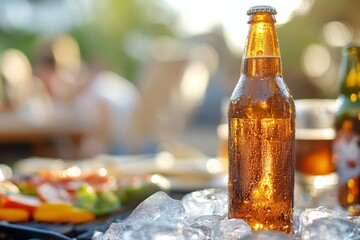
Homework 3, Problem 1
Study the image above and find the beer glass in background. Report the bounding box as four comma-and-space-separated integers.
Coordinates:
217, 97, 229, 172
217, 123, 228, 171
295, 99, 338, 207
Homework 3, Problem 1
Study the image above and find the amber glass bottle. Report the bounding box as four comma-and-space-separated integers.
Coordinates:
228, 5, 295, 233
334, 46, 360, 215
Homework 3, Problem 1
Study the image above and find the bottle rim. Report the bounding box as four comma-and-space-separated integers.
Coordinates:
247, 5, 277, 15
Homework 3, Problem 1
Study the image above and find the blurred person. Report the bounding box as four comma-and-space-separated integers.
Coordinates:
83, 66, 140, 155
32, 36, 141, 158
32, 36, 109, 159
0, 48, 55, 159
333, 119, 360, 185
0, 49, 53, 123
32, 35, 81, 103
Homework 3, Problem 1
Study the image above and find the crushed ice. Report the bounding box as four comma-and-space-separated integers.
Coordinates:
94, 189, 360, 240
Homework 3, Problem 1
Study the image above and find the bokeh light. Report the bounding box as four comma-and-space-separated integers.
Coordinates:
0, 49, 32, 86
323, 21, 353, 47
301, 44, 331, 78
51, 35, 81, 74
180, 61, 209, 106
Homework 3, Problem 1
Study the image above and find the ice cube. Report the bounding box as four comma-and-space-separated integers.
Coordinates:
299, 206, 347, 233
126, 191, 185, 225
301, 218, 360, 240
243, 230, 292, 240
122, 223, 207, 240
122, 222, 181, 240
211, 218, 252, 240
181, 226, 207, 240
91, 231, 103, 240
192, 215, 224, 228
349, 215, 360, 225
190, 215, 224, 239
293, 207, 304, 235
182, 188, 228, 220
101, 222, 129, 240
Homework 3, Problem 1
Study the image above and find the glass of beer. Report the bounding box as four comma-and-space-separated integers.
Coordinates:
217, 97, 229, 172
217, 123, 228, 171
295, 99, 338, 207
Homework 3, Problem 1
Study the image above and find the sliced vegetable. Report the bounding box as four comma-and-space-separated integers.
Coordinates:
0, 208, 30, 222
33, 202, 95, 224
0, 181, 20, 195
36, 183, 72, 203
1, 194, 41, 213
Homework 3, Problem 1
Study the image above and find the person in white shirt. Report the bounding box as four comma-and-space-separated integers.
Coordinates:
333, 119, 360, 185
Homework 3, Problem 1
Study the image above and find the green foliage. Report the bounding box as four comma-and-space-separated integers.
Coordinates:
71, 0, 176, 81
0, 0, 176, 82
0, 29, 37, 60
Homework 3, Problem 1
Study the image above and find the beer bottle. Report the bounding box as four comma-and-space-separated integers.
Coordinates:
228, 5, 295, 233
334, 45, 360, 215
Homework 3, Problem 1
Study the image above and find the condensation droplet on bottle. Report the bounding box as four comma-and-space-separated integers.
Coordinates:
257, 50, 264, 55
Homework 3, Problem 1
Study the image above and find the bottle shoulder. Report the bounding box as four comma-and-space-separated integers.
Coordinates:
228, 79, 295, 119
230, 75, 293, 102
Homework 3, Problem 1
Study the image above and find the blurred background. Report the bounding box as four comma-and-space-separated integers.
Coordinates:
0, 0, 359, 164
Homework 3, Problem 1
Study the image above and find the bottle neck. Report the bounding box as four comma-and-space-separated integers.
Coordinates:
245, 14, 280, 58
242, 13, 282, 77
339, 47, 360, 100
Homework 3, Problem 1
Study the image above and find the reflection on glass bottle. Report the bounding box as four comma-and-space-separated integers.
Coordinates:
227, 5, 295, 233
333, 46, 360, 215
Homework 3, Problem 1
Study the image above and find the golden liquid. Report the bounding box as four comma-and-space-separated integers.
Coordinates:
228, 118, 294, 233
217, 123, 229, 171
228, 57, 295, 234
296, 139, 335, 175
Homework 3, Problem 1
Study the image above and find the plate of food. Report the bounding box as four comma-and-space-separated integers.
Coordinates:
0, 158, 170, 224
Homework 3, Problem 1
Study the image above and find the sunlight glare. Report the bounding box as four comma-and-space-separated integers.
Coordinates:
162, 0, 310, 54
206, 158, 224, 174
63, 165, 82, 178
155, 151, 175, 170
98, 167, 108, 177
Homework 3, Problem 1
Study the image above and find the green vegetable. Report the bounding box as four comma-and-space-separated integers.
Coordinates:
18, 184, 36, 196
75, 185, 120, 216
75, 184, 97, 210
117, 182, 162, 206
92, 190, 121, 216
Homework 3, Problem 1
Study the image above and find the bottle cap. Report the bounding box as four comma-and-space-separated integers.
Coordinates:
247, 5, 277, 15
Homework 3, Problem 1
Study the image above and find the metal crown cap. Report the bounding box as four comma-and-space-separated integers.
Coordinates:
247, 5, 277, 15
